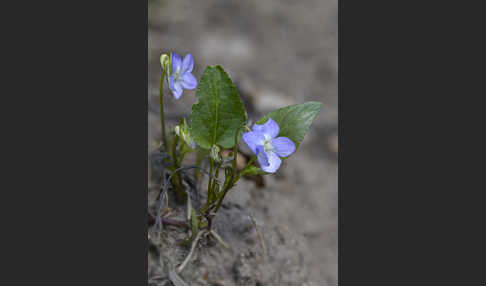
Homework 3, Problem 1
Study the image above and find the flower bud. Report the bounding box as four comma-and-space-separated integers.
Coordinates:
175, 119, 196, 150
210, 145, 221, 163
174, 125, 181, 136
160, 53, 170, 72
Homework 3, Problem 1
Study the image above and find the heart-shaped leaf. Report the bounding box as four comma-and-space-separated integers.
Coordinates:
256, 101, 323, 150
190, 66, 247, 149
247, 101, 322, 175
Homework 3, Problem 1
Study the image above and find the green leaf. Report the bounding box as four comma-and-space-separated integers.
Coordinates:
194, 146, 209, 182
247, 102, 322, 175
256, 101, 323, 150
190, 65, 247, 149
240, 165, 268, 176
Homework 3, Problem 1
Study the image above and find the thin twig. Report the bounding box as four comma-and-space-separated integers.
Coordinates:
248, 214, 267, 258
169, 269, 189, 286
161, 217, 189, 228
210, 230, 229, 249
177, 230, 205, 273
186, 188, 192, 221
148, 275, 168, 283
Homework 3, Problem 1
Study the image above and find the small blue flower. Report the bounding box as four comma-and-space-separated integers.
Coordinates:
168, 53, 198, 99
242, 118, 296, 173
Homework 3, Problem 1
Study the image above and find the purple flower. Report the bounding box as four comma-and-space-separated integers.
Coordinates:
168, 53, 198, 99
242, 118, 296, 173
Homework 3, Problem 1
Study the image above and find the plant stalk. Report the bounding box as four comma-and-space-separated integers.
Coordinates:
212, 127, 244, 214
170, 135, 186, 203
159, 72, 168, 150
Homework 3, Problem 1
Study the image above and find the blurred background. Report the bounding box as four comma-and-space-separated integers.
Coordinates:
148, 0, 337, 284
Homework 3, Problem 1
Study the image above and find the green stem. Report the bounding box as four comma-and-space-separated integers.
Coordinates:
207, 157, 214, 203
202, 157, 216, 230
231, 128, 242, 172
199, 155, 217, 217
213, 162, 221, 192
160, 68, 185, 203
213, 126, 244, 214
159, 72, 168, 150
202, 127, 246, 228
170, 135, 186, 203
234, 155, 257, 182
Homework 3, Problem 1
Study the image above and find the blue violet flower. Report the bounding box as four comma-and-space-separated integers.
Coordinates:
242, 118, 296, 173
168, 53, 198, 99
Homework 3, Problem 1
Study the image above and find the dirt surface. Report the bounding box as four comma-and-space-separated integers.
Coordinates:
148, 0, 337, 285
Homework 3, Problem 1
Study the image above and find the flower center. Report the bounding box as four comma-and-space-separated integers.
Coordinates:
261, 135, 274, 153
173, 66, 182, 81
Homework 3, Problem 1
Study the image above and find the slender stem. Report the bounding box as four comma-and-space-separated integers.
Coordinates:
171, 135, 186, 203
159, 72, 168, 150
232, 127, 241, 173
234, 155, 257, 182
207, 158, 214, 204
207, 217, 212, 231
213, 162, 221, 194
202, 127, 245, 228
213, 178, 232, 214
212, 127, 244, 214
201, 157, 215, 230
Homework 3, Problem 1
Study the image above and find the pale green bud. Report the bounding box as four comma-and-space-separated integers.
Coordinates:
160, 53, 170, 72
210, 145, 221, 163
175, 118, 196, 151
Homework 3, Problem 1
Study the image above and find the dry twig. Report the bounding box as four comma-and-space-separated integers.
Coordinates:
248, 214, 267, 258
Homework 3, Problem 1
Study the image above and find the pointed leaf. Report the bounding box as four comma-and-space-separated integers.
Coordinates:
256, 101, 323, 150
190, 65, 247, 149
249, 102, 322, 175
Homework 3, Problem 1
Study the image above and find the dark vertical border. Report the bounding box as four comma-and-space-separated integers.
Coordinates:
340, 0, 404, 283
340, 0, 406, 285
35, 0, 149, 284
338, 0, 477, 285
4, 0, 148, 282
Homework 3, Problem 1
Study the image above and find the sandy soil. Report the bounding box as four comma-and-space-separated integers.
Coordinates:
148, 0, 337, 285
